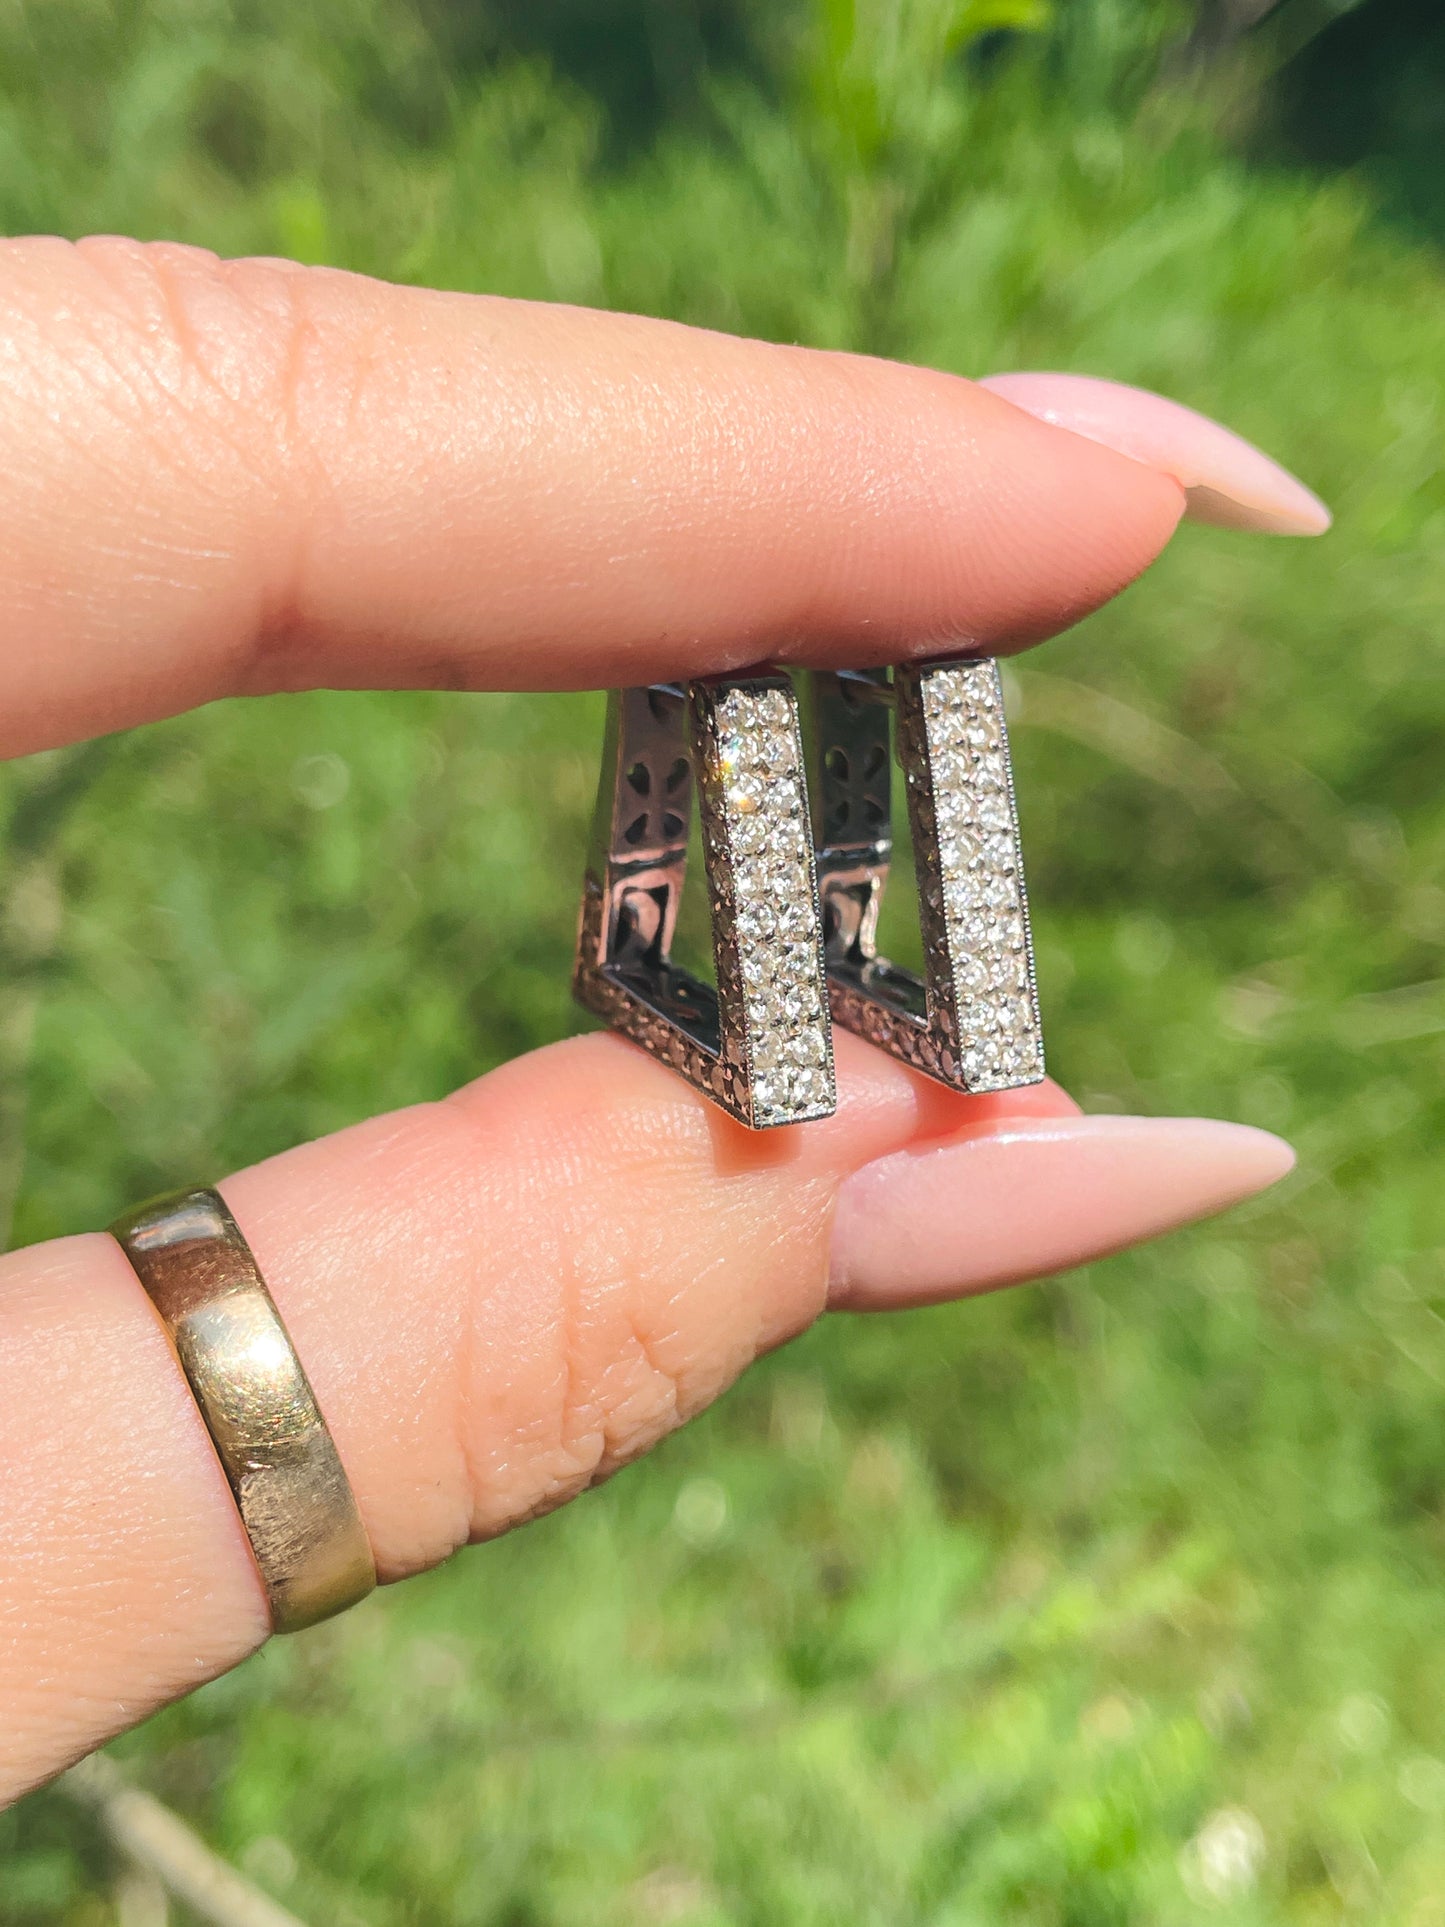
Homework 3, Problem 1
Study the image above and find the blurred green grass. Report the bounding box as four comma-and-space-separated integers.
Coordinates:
5, 1, 1445, 1920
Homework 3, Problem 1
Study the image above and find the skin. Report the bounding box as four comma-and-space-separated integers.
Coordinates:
0, 237, 1320, 1805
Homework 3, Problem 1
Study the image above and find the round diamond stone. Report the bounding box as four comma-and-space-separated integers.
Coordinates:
787, 1028, 825, 1067
775, 940, 813, 978
954, 909, 991, 951
780, 983, 817, 1025
760, 727, 796, 771
938, 832, 976, 873
989, 950, 1025, 991
933, 797, 966, 840
716, 731, 751, 778
753, 1073, 786, 1117
735, 899, 774, 944
776, 897, 816, 943
945, 875, 979, 919
946, 826, 981, 865
727, 774, 765, 816
931, 748, 970, 790
955, 953, 989, 995
791, 1067, 831, 1108
771, 858, 811, 900
996, 999, 1030, 1039
962, 995, 999, 1035
750, 1030, 784, 1073
734, 814, 773, 857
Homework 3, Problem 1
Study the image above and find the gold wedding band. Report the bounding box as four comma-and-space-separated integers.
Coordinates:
110, 1187, 376, 1634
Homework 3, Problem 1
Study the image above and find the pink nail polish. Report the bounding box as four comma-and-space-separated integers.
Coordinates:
829, 1115, 1295, 1310
980, 373, 1330, 538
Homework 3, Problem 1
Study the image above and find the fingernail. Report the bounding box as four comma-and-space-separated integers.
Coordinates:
980, 373, 1331, 537
829, 1115, 1295, 1310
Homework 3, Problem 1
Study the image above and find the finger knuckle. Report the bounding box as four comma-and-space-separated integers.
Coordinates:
439, 1070, 733, 1540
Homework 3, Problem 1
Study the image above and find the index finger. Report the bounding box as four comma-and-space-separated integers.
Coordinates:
0, 235, 1186, 757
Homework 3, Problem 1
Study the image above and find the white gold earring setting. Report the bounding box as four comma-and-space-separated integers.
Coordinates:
575, 657, 1044, 1127
805, 657, 1044, 1096
573, 673, 837, 1129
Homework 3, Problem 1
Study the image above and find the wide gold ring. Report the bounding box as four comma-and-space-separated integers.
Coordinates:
110, 1187, 376, 1634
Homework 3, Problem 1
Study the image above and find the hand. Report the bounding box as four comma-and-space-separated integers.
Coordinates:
0, 237, 1325, 1804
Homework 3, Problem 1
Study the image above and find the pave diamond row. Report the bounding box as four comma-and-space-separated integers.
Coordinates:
923, 661, 1044, 1092
713, 688, 836, 1127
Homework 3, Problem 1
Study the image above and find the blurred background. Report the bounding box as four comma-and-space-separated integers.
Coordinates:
2, 0, 1444, 1919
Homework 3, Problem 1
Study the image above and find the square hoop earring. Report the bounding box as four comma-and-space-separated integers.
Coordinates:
804, 656, 1045, 1095
574, 673, 837, 1130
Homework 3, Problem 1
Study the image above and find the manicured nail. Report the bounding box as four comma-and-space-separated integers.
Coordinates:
829, 1115, 1295, 1310
980, 373, 1331, 537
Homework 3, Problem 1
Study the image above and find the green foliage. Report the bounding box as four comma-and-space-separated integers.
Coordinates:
1269, 0, 1445, 245
4, 1, 1445, 1921
804, 0, 1050, 172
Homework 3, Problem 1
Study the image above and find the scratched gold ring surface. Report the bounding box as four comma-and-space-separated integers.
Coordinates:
110, 1186, 376, 1634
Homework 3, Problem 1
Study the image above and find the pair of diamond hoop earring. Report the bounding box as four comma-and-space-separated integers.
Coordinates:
574, 657, 1044, 1129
